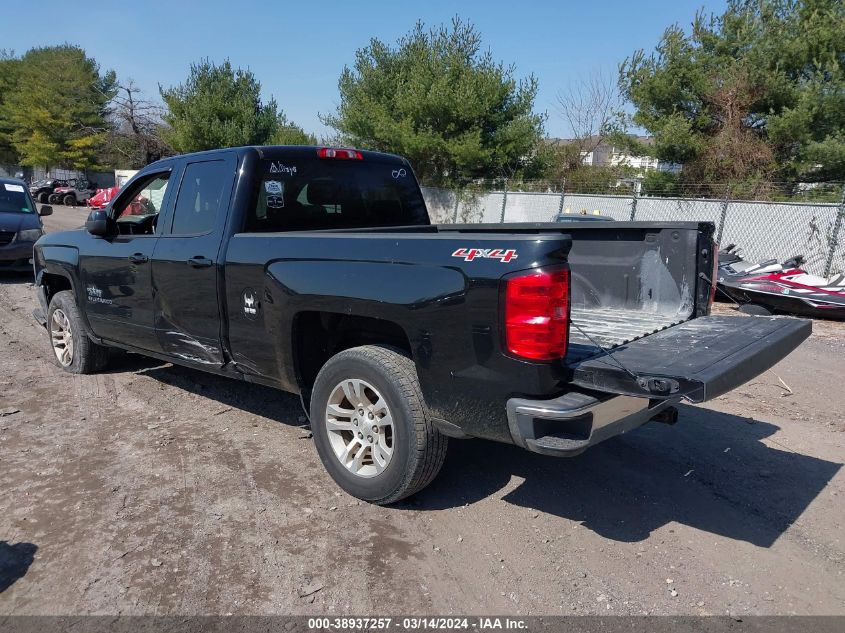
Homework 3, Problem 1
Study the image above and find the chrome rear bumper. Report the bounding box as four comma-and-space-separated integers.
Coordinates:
506, 391, 680, 456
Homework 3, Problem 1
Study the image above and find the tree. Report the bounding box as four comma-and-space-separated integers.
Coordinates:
555, 71, 624, 163
528, 73, 628, 190
105, 80, 171, 168
323, 18, 545, 186
0, 45, 116, 169
640, 169, 682, 197
0, 50, 20, 164
270, 121, 317, 146
161, 60, 281, 152
619, 0, 845, 189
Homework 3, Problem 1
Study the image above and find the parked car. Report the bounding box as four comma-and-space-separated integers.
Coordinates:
555, 211, 614, 222
48, 179, 96, 206
29, 179, 69, 204
32, 146, 810, 503
0, 177, 52, 272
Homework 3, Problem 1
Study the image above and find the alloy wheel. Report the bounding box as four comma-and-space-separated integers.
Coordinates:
50, 309, 74, 367
324, 378, 395, 478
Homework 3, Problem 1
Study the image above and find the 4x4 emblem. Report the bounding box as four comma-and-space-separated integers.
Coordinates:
451, 248, 518, 263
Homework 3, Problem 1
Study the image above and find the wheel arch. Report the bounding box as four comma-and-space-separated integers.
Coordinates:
291, 311, 413, 398
36, 250, 102, 344
40, 271, 74, 307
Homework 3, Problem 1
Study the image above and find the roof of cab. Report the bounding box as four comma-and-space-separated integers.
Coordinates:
0, 176, 27, 186
144, 145, 408, 171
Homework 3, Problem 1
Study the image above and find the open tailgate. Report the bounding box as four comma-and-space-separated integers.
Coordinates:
568, 315, 811, 403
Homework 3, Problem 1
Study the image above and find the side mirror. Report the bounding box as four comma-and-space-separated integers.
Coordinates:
85, 209, 117, 238
38, 204, 53, 217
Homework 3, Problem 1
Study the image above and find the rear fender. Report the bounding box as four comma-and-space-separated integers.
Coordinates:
265, 259, 466, 393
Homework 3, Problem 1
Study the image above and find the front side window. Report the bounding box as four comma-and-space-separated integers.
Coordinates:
113, 172, 170, 235
171, 160, 229, 235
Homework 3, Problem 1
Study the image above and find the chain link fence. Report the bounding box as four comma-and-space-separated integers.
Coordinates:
421, 183, 845, 277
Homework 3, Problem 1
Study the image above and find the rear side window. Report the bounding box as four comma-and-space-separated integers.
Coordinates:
244, 158, 429, 232
171, 160, 229, 235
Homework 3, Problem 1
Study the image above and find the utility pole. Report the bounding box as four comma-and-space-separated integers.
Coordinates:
629, 179, 641, 221
557, 178, 566, 218
716, 185, 731, 244
823, 182, 845, 277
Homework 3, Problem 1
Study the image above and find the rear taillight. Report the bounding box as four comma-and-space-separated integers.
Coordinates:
504, 268, 570, 361
317, 147, 363, 160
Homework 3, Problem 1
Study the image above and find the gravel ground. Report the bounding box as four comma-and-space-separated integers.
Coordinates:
0, 206, 843, 616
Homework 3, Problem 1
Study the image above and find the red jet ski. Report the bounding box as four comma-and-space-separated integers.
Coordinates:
721, 259, 845, 319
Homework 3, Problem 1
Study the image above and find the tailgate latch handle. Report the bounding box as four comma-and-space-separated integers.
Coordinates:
637, 376, 680, 395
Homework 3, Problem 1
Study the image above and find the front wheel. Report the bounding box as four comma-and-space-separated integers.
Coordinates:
47, 290, 110, 374
310, 345, 448, 504
62, 194, 76, 206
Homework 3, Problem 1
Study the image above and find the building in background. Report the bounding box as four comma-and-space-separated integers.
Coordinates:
114, 169, 138, 188
551, 136, 682, 174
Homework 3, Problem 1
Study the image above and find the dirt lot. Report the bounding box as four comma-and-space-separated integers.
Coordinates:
1, 205, 843, 616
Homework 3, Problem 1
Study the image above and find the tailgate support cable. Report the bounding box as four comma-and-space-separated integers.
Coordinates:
570, 321, 683, 397
570, 321, 640, 382
699, 272, 742, 308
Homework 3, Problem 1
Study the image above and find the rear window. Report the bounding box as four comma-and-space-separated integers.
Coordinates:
244, 158, 429, 232
0, 183, 35, 214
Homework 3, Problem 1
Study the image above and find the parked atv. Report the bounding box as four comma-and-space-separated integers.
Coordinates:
29, 179, 70, 203
48, 180, 96, 206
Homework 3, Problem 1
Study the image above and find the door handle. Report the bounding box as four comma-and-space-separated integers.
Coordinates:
187, 256, 213, 268
128, 253, 149, 264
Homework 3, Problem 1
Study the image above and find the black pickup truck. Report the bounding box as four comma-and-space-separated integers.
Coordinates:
32, 146, 811, 503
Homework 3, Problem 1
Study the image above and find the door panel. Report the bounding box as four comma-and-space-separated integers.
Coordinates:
80, 169, 174, 351
152, 155, 236, 365
80, 236, 158, 349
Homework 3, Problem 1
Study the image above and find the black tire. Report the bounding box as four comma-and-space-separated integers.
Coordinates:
48, 193, 60, 205
47, 290, 110, 374
310, 345, 448, 504
739, 303, 774, 316
38, 192, 49, 203
63, 194, 75, 206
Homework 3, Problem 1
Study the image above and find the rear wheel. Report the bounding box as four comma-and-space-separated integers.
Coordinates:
739, 303, 774, 316
310, 345, 448, 504
62, 194, 75, 206
48, 193, 60, 205
38, 192, 49, 203
47, 290, 110, 374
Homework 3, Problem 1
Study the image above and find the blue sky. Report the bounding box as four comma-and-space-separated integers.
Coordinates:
1, 0, 726, 139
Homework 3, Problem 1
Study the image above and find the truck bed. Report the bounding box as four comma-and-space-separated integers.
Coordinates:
417, 222, 709, 366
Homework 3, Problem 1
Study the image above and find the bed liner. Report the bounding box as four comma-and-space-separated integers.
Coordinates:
568, 306, 686, 362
